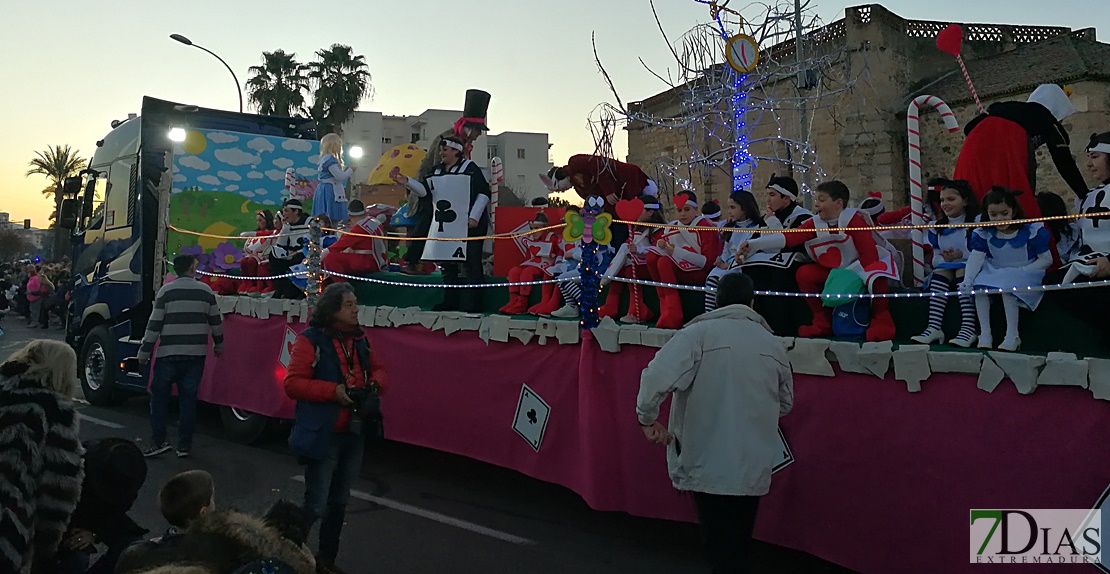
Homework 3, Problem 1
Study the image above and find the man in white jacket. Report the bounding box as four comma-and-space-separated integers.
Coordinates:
636, 272, 794, 574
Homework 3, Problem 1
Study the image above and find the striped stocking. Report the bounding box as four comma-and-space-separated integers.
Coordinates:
561, 280, 583, 306
924, 274, 952, 332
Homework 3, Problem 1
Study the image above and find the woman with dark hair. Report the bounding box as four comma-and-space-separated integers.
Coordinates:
239, 210, 277, 294
911, 179, 980, 347
284, 283, 387, 573
961, 186, 1053, 352
703, 191, 764, 313
1036, 191, 1080, 263
0, 339, 85, 574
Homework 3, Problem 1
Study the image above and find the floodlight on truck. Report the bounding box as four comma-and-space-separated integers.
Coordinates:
168, 127, 187, 142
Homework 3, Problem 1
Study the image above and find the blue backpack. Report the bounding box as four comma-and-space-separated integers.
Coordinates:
832, 300, 870, 340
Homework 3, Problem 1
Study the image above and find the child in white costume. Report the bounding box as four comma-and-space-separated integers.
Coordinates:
961, 187, 1054, 352
704, 191, 764, 313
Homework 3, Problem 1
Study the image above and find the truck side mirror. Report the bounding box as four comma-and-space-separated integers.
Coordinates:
59, 198, 79, 230
63, 176, 83, 196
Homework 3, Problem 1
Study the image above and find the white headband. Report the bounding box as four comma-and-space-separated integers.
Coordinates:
441, 139, 464, 151
1089, 143, 1110, 154
348, 207, 366, 216
680, 199, 698, 209
768, 184, 796, 200
705, 211, 721, 219
642, 202, 661, 210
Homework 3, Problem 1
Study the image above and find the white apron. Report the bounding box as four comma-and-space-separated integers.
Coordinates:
972, 228, 1046, 310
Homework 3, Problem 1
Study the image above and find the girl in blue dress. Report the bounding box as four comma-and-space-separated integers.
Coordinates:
911, 179, 979, 347
312, 133, 354, 223
961, 187, 1053, 352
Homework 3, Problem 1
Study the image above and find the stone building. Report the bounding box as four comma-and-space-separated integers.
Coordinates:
626, 4, 1110, 213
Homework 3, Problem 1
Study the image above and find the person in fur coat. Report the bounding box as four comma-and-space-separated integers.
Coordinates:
115, 500, 316, 574
0, 339, 85, 574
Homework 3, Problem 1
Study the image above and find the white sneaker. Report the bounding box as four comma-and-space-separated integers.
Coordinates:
977, 335, 993, 350
998, 336, 1021, 352
910, 328, 944, 345
550, 304, 579, 318
619, 314, 644, 324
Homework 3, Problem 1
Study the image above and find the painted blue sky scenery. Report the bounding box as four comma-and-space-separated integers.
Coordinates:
171, 129, 320, 206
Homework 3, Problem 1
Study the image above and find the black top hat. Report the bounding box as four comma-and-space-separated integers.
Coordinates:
462, 89, 491, 131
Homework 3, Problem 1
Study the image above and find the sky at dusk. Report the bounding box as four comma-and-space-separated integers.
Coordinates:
2, 0, 1106, 228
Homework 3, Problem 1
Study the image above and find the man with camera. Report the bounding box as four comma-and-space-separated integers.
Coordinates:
284, 283, 387, 574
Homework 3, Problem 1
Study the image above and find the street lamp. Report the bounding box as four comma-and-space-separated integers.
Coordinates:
169, 34, 243, 112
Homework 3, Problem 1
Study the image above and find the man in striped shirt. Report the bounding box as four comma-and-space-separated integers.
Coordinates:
138, 254, 224, 458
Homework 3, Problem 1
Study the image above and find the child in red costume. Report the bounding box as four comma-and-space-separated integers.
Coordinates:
600, 195, 665, 324
740, 181, 899, 342
645, 191, 722, 329
500, 212, 563, 315
321, 200, 388, 282
238, 210, 276, 294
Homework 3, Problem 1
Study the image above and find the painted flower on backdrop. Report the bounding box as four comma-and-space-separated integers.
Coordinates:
181, 244, 214, 272
212, 242, 244, 271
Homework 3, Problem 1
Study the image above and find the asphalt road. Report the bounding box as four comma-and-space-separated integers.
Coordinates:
0, 315, 856, 574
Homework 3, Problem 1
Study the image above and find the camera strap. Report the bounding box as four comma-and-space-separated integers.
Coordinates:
338, 338, 369, 386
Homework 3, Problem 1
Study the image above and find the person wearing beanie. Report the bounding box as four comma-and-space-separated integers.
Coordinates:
499, 211, 563, 315
321, 200, 388, 282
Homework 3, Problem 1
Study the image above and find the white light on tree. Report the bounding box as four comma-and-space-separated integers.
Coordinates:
349, 146, 364, 159
168, 127, 187, 142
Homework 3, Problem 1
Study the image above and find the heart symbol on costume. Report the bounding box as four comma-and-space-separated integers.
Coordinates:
936, 24, 963, 57
674, 194, 689, 210
816, 248, 843, 269
615, 199, 644, 222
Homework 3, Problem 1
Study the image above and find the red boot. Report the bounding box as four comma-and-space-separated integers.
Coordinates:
502, 294, 531, 315
499, 290, 520, 314
529, 284, 561, 316
599, 282, 624, 318
866, 296, 896, 342
654, 288, 684, 330
798, 296, 834, 338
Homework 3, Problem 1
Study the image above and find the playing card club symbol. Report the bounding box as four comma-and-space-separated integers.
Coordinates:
434, 200, 456, 233
527, 409, 537, 424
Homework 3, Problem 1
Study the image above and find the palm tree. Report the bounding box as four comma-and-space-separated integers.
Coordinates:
27, 144, 86, 260
307, 44, 372, 136
246, 50, 311, 117
27, 145, 87, 223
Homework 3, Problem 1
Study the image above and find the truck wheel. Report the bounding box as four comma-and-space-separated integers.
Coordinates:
219, 406, 271, 444
80, 325, 124, 406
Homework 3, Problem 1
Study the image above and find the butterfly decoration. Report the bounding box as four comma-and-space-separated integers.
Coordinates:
564, 196, 613, 245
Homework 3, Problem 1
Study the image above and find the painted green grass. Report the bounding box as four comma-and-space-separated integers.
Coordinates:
168, 189, 314, 255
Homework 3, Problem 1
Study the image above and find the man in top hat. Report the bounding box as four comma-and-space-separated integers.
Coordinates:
321, 200, 388, 282
540, 155, 658, 246
403, 89, 491, 275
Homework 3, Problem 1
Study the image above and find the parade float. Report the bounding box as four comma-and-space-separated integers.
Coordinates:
60, 8, 1110, 574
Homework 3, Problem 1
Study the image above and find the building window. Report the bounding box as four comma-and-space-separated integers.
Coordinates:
488, 146, 499, 159
411, 133, 420, 144
517, 148, 526, 159
382, 137, 392, 144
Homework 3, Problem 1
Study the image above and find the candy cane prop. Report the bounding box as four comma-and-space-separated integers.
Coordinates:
489, 156, 504, 224
907, 95, 960, 287
936, 24, 985, 114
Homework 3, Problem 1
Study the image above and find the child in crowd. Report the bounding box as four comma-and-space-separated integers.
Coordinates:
313, 134, 354, 223
116, 470, 215, 572
596, 195, 666, 323
961, 187, 1054, 352
1036, 191, 1080, 264
645, 190, 722, 329
741, 181, 899, 341
238, 210, 277, 294
704, 191, 765, 313
500, 212, 563, 315
911, 179, 980, 346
